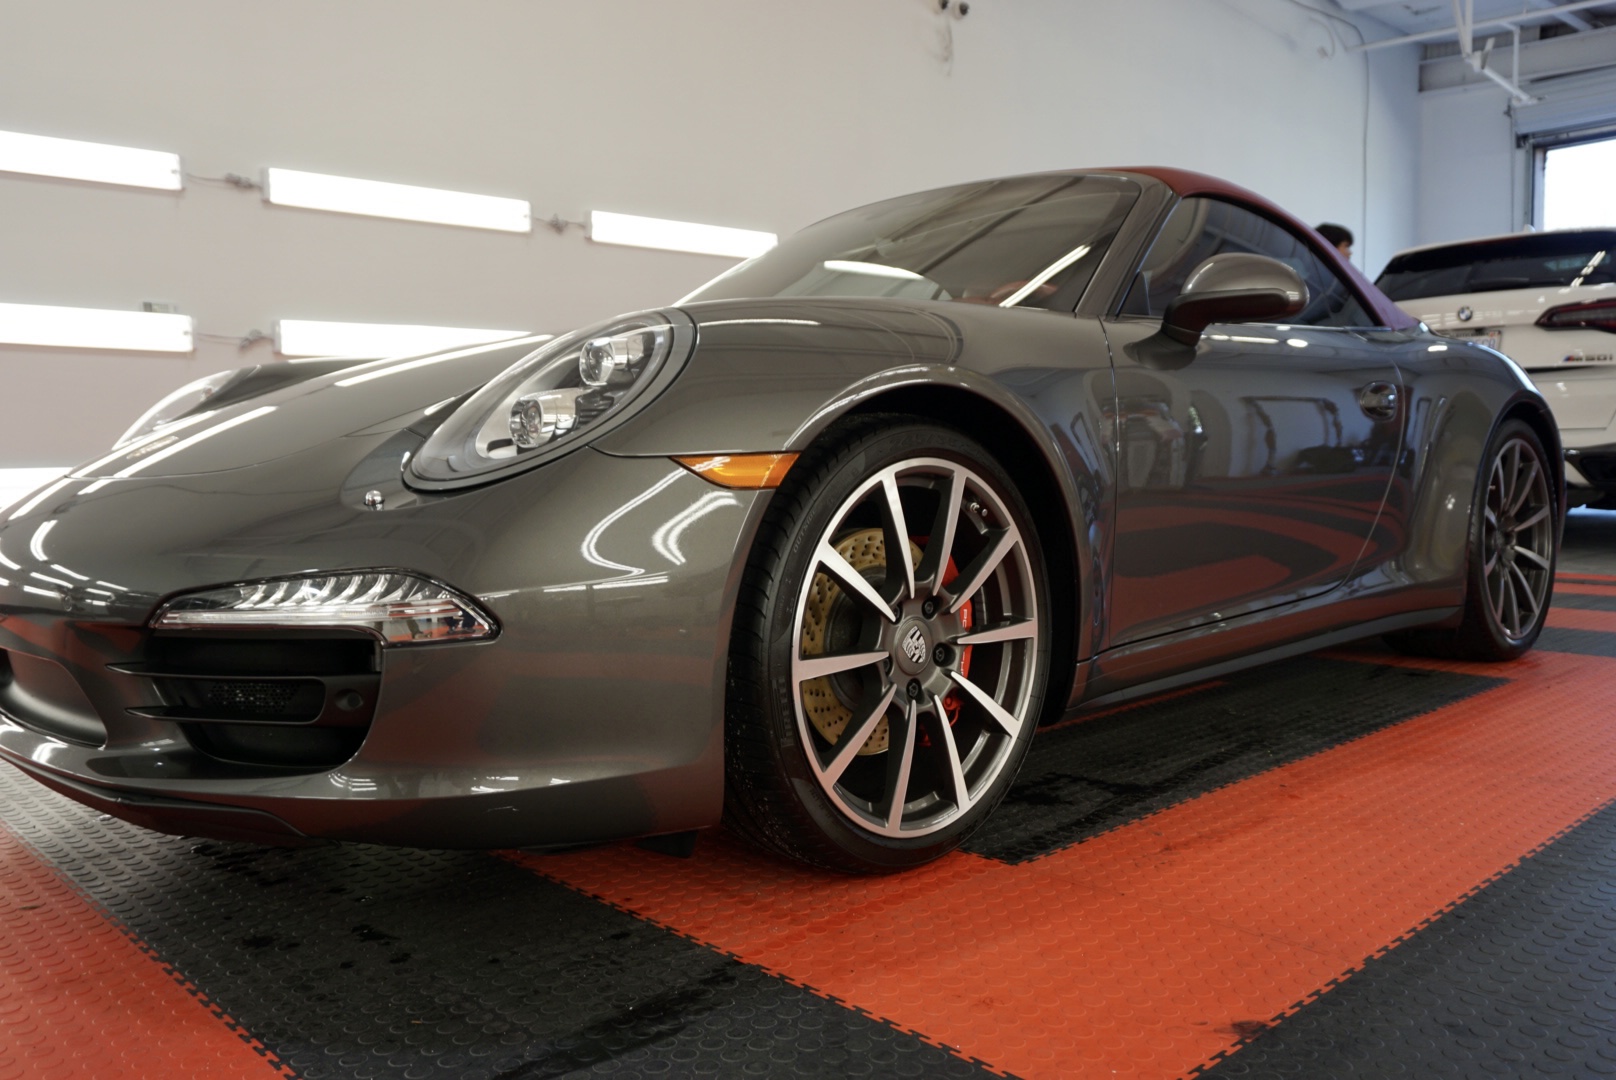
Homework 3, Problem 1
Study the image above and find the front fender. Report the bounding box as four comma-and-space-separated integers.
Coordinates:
595, 296, 1119, 704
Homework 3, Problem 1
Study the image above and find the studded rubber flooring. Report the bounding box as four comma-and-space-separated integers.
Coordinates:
8, 515, 1616, 1079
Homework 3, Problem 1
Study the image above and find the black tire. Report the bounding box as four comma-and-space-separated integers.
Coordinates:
1385, 418, 1557, 661
724, 416, 1051, 873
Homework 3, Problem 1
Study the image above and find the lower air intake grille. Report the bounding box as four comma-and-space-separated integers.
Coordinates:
205, 680, 296, 716
137, 634, 381, 770
148, 674, 327, 724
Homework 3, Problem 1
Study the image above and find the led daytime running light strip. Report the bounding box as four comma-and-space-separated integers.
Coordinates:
154, 572, 497, 646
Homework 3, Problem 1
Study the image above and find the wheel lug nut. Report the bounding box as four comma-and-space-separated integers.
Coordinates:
921, 599, 937, 619
906, 679, 922, 700
933, 644, 951, 666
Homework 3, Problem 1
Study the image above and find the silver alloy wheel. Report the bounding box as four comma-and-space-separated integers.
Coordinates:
1483, 435, 1555, 641
788, 456, 1040, 839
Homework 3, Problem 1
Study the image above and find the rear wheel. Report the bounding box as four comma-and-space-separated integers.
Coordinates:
725, 418, 1050, 872
1387, 419, 1557, 660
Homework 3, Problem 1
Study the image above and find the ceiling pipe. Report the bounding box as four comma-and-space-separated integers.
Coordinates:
1352, 0, 1613, 51
1526, 0, 1597, 32
1443, 0, 1540, 102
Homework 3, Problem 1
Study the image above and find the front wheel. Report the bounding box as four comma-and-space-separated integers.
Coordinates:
1387, 418, 1558, 660
725, 418, 1050, 873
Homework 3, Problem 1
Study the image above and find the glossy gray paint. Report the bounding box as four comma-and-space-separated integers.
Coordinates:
0, 442, 751, 845
0, 170, 1561, 849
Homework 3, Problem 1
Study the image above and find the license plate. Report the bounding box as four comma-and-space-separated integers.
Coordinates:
1436, 328, 1503, 351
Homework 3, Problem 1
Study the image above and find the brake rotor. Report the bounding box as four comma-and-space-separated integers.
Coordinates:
801, 529, 917, 756
800, 527, 975, 755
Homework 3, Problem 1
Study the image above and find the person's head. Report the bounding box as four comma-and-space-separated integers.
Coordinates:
1316, 223, 1353, 259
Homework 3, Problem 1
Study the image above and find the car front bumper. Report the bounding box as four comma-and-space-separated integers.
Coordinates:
0, 444, 760, 848
1563, 443, 1616, 501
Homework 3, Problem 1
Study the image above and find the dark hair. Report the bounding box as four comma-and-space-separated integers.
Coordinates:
1316, 223, 1353, 248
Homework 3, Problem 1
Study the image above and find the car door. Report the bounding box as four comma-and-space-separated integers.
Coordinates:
1098, 197, 1406, 647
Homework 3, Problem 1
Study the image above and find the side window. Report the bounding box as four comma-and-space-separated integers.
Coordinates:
1120, 198, 1375, 328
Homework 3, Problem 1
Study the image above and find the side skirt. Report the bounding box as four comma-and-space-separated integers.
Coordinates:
1066, 607, 1460, 715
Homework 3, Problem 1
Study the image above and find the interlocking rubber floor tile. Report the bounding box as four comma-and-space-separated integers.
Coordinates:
1555, 583, 1616, 598
1556, 572, 1616, 585
0, 820, 283, 1080
966, 655, 1501, 862
0, 768, 995, 1080
522, 649, 1616, 1080
1543, 590, 1616, 612
1536, 627, 1616, 657
1201, 797, 1616, 1078
1547, 607, 1616, 633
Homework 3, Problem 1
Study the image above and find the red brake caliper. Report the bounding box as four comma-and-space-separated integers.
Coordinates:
906, 540, 973, 749
939, 551, 972, 726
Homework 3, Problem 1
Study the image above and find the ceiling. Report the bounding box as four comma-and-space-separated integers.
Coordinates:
1337, 0, 1616, 43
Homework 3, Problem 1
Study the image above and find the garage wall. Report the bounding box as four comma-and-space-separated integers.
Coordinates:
0, 0, 1420, 467
1416, 85, 1520, 248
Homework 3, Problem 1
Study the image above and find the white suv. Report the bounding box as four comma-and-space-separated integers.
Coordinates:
1378, 230, 1616, 505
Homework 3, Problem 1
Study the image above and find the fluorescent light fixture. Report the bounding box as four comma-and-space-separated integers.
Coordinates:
264, 168, 531, 233
0, 302, 192, 352
0, 129, 182, 190
276, 320, 527, 359
822, 260, 925, 280
590, 210, 776, 259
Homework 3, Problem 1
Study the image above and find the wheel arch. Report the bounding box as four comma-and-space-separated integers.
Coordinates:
838, 383, 1088, 725
1498, 394, 1566, 523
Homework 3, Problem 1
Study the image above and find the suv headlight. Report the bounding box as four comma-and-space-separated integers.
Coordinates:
408, 310, 693, 489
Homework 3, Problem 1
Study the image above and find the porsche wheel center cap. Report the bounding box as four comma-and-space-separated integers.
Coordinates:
894, 619, 932, 675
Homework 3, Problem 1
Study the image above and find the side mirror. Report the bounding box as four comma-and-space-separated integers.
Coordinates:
1160, 253, 1308, 346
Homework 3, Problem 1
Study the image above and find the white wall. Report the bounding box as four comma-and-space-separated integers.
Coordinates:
0, 0, 1421, 467
1416, 84, 1521, 249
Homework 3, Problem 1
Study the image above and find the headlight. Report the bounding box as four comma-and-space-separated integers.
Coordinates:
115, 367, 254, 448
153, 571, 496, 646
408, 310, 694, 489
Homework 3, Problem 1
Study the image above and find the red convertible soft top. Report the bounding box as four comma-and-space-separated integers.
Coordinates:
1117, 166, 1419, 331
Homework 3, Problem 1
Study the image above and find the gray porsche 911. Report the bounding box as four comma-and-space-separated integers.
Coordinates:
0, 168, 1562, 873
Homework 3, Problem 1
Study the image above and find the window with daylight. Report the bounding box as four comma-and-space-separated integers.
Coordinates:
1543, 137, 1616, 231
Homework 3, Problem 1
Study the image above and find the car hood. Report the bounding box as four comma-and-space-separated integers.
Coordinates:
70, 300, 963, 483
70, 336, 551, 480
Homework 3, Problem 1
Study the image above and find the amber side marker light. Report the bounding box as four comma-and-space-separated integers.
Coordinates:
674, 452, 799, 489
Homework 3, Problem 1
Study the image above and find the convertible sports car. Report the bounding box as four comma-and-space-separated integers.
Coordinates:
0, 168, 1562, 873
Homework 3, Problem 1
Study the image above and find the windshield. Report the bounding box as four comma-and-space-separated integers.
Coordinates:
682, 174, 1140, 311
1377, 231, 1616, 301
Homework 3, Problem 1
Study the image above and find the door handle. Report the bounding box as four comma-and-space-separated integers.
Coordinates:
1358, 381, 1398, 420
